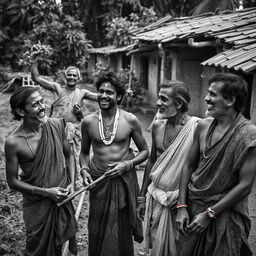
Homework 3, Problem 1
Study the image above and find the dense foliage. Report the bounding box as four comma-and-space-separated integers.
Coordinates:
0, 0, 91, 74
0, 0, 254, 75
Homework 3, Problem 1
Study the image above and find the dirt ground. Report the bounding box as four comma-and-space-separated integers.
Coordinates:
0, 89, 256, 256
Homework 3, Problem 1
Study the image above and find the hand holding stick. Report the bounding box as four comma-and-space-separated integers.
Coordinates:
57, 174, 106, 207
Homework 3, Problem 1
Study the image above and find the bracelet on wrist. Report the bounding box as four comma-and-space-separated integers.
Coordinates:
176, 204, 188, 209
124, 160, 134, 172
137, 196, 146, 203
206, 207, 216, 219
81, 166, 90, 172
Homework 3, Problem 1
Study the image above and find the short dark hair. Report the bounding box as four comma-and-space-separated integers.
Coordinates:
160, 80, 191, 113
10, 86, 39, 120
209, 73, 248, 112
95, 71, 125, 104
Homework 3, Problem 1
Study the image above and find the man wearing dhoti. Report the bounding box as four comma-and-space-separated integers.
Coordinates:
137, 80, 199, 256
5, 87, 77, 255
176, 73, 256, 256
80, 71, 149, 256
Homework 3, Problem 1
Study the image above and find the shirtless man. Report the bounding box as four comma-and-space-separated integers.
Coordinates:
137, 80, 199, 256
176, 73, 256, 256
31, 62, 98, 180
79, 71, 149, 256
5, 86, 77, 255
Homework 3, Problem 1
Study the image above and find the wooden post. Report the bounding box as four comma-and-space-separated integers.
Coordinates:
148, 43, 166, 131
127, 55, 135, 110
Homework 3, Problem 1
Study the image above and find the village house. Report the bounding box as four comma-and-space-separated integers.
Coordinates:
88, 7, 256, 121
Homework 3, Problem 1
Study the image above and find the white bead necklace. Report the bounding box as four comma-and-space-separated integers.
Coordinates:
98, 108, 119, 145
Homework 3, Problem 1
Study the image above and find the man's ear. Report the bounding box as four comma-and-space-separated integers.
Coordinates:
117, 94, 122, 102
227, 96, 236, 107
176, 99, 183, 110
15, 108, 25, 117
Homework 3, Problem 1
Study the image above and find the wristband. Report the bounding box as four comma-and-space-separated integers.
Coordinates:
206, 207, 216, 219
176, 204, 188, 209
137, 196, 146, 203
81, 166, 90, 172
124, 160, 133, 172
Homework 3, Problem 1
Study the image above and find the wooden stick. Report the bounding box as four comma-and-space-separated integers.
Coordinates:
61, 191, 87, 256
57, 174, 106, 207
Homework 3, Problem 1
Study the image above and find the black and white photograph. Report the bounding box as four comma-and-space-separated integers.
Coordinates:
0, 0, 256, 255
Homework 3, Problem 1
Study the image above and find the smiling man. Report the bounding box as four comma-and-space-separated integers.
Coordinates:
31, 63, 98, 181
79, 71, 149, 256
5, 86, 77, 255
176, 73, 256, 256
136, 80, 199, 256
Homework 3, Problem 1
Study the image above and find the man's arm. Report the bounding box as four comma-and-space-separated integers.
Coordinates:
140, 122, 158, 197
187, 146, 256, 233
129, 114, 149, 166
5, 137, 69, 202
79, 118, 93, 185
81, 89, 98, 102
31, 62, 62, 95
63, 138, 75, 194
212, 146, 256, 213
176, 123, 201, 235
137, 122, 157, 220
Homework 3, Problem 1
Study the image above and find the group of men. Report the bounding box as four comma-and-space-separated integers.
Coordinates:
4, 61, 256, 256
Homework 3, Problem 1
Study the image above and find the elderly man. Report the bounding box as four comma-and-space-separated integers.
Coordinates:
79, 71, 149, 256
176, 73, 256, 256
137, 80, 199, 256
31, 62, 98, 181
5, 86, 77, 255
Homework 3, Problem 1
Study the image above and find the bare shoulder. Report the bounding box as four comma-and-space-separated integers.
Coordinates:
82, 110, 99, 125
5, 127, 22, 150
153, 119, 165, 128
197, 117, 213, 132
121, 109, 139, 123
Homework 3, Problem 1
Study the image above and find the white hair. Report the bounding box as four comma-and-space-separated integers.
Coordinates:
64, 66, 81, 80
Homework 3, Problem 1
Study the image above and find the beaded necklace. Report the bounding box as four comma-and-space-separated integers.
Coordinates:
98, 108, 119, 145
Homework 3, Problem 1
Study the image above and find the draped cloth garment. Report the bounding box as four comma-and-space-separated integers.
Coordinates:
88, 150, 143, 256
144, 117, 199, 256
21, 118, 77, 256
180, 113, 256, 256
50, 88, 82, 177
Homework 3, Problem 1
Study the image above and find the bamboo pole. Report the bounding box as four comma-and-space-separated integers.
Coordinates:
61, 174, 106, 256
57, 174, 106, 207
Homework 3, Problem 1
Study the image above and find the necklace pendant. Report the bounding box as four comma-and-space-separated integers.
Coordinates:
105, 129, 111, 139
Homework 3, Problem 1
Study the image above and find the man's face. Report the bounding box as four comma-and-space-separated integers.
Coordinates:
205, 81, 229, 118
23, 91, 46, 123
65, 68, 79, 87
156, 87, 178, 120
98, 82, 118, 110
